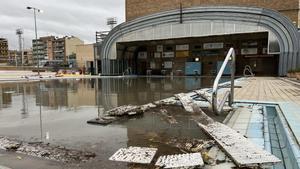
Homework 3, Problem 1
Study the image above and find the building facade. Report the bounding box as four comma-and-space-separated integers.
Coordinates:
125, 0, 300, 27
23, 49, 33, 65
98, 0, 300, 76
76, 44, 95, 73
0, 38, 8, 63
65, 36, 84, 62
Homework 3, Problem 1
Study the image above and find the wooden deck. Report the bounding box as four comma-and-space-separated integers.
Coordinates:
235, 77, 300, 105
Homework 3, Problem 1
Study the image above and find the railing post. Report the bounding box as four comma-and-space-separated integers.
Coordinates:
229, 49, 236, 106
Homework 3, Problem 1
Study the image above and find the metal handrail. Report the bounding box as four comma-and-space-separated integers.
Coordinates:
212, 48, 236, 115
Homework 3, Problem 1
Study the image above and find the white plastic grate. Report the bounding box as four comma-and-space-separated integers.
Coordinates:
155, 153, 204, 168
109, 146, 157, 164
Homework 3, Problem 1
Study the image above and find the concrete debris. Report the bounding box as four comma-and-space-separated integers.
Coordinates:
88, 103, 157, 125
203, 146, 227, 165
175, 93, 195, 113
216, 150, 226, 164
203, 162, 236, 169
160, 109, 178, 124
87, 117, 114, 125
0, 137, 96, 163
109, 147, 157, 164
194, 90, 212, 103
154, 97, 180, 106
202, 152, 215, 165
140, 103, 157, 111
106, 105, 140, 116
207, 146, 219, 161
106, 103, 157, 116
165, 138, 215, 154
155, 153, 204, 168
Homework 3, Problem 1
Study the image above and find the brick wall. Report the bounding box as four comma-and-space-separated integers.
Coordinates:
126, 0, 299, 26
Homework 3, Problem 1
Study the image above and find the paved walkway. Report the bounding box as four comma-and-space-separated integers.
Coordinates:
235, 77, 300, 105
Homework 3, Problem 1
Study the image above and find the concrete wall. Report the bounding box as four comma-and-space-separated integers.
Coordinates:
76, 44, 94, 68
126, 0, 300, 27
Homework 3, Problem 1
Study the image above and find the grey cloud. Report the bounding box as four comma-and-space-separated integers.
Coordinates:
0, 0, 125, 49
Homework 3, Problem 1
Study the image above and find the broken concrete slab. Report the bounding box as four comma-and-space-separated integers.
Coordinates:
109, 147, 157, 164
198, 122, 281, 168
154, 97, 179, 106
106, 105, 140, 116
194, 90, 213, 104
106, 103, 157, 116
155, 153, 204, 168
175, 93, 196, 113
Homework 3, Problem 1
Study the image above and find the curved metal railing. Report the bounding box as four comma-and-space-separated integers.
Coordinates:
212, 48, 236, 115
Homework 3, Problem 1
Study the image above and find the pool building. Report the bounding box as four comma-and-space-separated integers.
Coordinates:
96, 0, 300, 76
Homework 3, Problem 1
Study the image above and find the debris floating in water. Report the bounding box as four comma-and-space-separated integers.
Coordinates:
87, 103, 157, 125
159, 109, 178, 124
87, 117, 114, 125
106, 103, 157, 116
109, 146, 157, 164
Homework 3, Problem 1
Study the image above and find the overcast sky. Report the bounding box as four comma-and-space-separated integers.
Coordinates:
0, 0, 125, 50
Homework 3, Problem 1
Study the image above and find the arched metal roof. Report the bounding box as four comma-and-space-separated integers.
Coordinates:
101, 6, 300, 76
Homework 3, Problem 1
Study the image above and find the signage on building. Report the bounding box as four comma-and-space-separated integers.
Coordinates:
138, 52, 147, 59
176, 51, 189, 58
157, 45, 163, 52
241, 48, 258, 55
164, 61, 173, 69
154, 52, 161, 58
163, 52, 175, 58
203, 43, 224, 49
176, 44, 189, 51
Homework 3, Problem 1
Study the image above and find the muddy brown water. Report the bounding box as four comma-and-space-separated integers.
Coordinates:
0, 77, 228, 168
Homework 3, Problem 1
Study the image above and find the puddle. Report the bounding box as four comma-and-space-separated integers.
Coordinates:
0, 77, 228, 168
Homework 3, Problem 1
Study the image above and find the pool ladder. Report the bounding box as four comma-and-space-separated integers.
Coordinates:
212, 48, 236, 115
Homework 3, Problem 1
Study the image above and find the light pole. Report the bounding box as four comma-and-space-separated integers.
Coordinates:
27, 6, 43, 76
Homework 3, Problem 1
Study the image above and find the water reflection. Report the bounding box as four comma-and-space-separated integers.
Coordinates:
0, 77, 230, 168
0, 77, 217, 112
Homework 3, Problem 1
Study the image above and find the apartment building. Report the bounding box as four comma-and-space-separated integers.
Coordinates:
32, 36, 55, 64
32, 36, 83, 65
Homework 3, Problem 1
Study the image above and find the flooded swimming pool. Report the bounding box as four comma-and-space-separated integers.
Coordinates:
0, 77, 228, 168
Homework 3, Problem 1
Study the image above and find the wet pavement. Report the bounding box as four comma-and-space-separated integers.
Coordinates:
0, 77, 228, 168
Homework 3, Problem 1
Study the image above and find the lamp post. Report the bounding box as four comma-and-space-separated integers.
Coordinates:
27, 6, 43, 76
